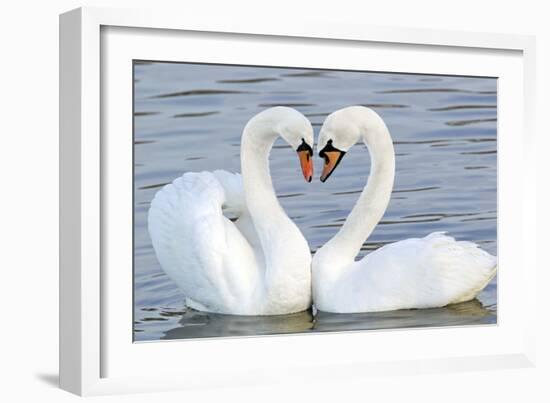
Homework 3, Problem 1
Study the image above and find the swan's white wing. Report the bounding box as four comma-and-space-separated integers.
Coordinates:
212, 169, 246, 217
147, 171, 260, 313
333, 232, 496, 312
212, 170, 263, 264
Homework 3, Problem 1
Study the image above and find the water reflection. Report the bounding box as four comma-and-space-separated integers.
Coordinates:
162, 309, 314, 340
161, 299, 494, 340
313, 299, 495, 332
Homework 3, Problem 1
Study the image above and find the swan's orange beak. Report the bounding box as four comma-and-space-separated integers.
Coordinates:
319, 145, 346, 183
297, 150, 313, 182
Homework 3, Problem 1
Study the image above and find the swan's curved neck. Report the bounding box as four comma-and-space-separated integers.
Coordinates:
325, 124, 395, 261
240, 115, 288, 231
240, 113, 303, 282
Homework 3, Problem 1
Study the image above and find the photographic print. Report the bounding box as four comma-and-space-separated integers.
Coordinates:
133, 61, 497, 341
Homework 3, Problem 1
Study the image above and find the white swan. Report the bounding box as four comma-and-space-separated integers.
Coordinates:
148, 107, 314, 315
312, 106, 497, 313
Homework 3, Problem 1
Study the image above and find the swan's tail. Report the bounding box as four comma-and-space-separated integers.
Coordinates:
425, 232, 497, 304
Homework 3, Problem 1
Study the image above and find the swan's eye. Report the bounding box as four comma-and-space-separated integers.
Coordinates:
319, 140, 346, 182
319, 139, 339, 161
296, 138, 313, 156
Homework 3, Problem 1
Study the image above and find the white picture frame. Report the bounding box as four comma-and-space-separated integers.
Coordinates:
59, 6, 537, 396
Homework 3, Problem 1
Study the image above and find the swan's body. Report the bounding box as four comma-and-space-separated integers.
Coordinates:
148, 107, 314, 315
313, 106, 497, 313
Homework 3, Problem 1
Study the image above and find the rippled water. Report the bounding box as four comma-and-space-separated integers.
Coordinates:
133, 61, 497, 341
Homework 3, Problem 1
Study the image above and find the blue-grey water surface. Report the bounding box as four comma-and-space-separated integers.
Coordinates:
133, 62, 497, 341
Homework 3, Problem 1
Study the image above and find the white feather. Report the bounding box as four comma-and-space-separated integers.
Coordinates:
148, 107, 314, 315
314, 232, 496, 313
148, 171, 261, 314
313, 106, 497, 313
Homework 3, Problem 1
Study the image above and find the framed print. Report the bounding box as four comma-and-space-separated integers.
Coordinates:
60, 6, 537, 396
